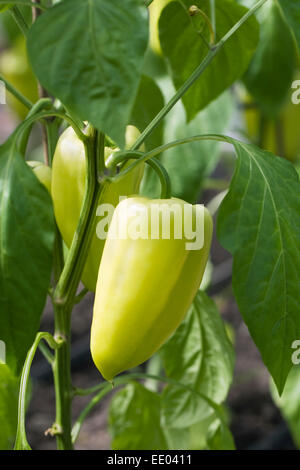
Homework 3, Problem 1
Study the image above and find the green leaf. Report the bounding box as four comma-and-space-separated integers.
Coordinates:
159, 0, 259, 121
271, 365, 300, 448
109, 382, 168, 450
0, 138, 55, 373
244, 1, 296, 116
278, 0, 300, 51
0, 365, 19, 449
160, 291, 235, 428
161, 405, 233, 450
206, 417, 236, 450
27, 0, 148, 146
130, 74, 165, 152
217, 140, 300, 394
0, 4, 11, 12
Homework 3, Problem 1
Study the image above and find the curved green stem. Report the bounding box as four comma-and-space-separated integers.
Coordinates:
38, 341, 54, 366
210, 0, 216, 35
112, 151, 172, 198
13, 109, 87, 145
53, 131, 106, 307
14, 332, 62, 450
111, 134, 227, 183
145, 157, 172, 198
0, 74, 33, 110
19, 98, 53, 156
51, 130, 106, 449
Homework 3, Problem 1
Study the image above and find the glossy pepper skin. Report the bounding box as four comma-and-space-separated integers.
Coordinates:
27, 161, 52, 193
51, 125, 144, 292
91, 197, 213, 381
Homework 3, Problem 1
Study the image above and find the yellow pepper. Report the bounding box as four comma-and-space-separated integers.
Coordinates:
91, 196, 213, 381
27, 161, 52, 194
51, 125, 144, 292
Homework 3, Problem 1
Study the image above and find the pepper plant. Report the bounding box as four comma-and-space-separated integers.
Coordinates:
1, 0, 300, 451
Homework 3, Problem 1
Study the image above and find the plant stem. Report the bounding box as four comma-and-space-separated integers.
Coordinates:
0, 74, 33, 110
14, 332, 61, 450
51, 129, 106, 449
74, 287, 89, 304
53, 304, 73, 450
18, 98, 53, 156
210, 0, 216, 35
111, 134, 226, 181
115, 153, 172, 198
132, 50, 219, 151
53, 131, 106, 307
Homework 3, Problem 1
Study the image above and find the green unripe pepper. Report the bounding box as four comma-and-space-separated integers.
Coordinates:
91, 196, 213, 381
51, 125, 144, 292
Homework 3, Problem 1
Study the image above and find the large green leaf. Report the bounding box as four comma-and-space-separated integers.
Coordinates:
244, 0, 295, 116
108, 380, 232, 450
159, 0, 259, 121
206, 417, 236, 450
0, 138, 54, 373
109, 382, 168, 450
0, 365, 19, 450
160, 291, 235, 428
218, 140, 300, 394
271, 365, 300, 448
278, 0, 300, 51
27, 0, 148, 147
